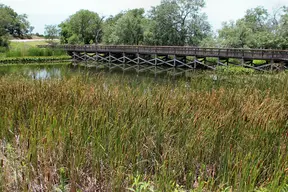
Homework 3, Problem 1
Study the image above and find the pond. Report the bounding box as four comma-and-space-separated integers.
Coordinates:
0, 63, 74, 80
0, 62, 203, 80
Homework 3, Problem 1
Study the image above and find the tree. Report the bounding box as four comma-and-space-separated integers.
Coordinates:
0, 4, 32, 38
218, 20, 253, 48
44, 25, 60, 41
103, 9, 145, 45
59, 10, 103, 44
0, 4, 33, 47
275, 7, 288, 49
146, 0, 211, 46
102, 13, 124, 44
217, 6, 288, 49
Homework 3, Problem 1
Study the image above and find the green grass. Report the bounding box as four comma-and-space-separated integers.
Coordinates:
9, 41, 48, 49
0, 71, 288, 191
0, 56, 71, 64
0, 41, 68, 59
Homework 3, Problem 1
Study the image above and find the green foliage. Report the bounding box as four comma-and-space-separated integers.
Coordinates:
216, 66, 255, 75
0, 3, 33, 50
147, 0, 211, 46
128, 175, 154, 192
253, 60, 267, 65
218, 6, 288, 49
55, 1, 287, 48
0, 4, 33, 40
59, 10, 103, 44
0, 35, 9, 48
44, 25, 60, 40
103, 9, 145, 45
62, 0, 211, 46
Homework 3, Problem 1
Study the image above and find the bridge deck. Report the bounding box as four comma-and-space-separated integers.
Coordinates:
41, 45, 288, 61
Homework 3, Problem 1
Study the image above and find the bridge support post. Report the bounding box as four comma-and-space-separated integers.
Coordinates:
73, 52, 76, 63
138, 53, 141, 65
203, 57, 206, 65
184, 56, 187, 64
123, 53, 126, 75
155, 54, 158, 66
173, 55, 176, 67
84, 52, 87, 65
123, 53, 126, 64
137, 53, 140, 76
153, 54, 156, 78
241, 58, 245, 67
108, 52, 110, 63
270, 59, 274, 71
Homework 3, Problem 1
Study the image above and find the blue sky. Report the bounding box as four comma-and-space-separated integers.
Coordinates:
2, 0, 288, 34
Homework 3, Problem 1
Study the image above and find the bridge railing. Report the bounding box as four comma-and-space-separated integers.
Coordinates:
38, 45, 288, 60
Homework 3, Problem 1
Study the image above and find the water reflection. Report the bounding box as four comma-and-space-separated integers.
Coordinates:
27, 68, 62, 80
0, 64, 70, 80
0, 62, 211, 81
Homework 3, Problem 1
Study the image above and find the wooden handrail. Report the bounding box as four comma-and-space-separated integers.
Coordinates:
38, 45, 288, 60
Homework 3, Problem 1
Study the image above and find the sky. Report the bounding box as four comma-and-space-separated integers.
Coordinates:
2, 0, 288, 34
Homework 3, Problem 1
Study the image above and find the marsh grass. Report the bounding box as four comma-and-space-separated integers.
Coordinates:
4, 41, 67, 58
0, 72, 288, 191
0, 56, 71, 64
5, 48, 67, 57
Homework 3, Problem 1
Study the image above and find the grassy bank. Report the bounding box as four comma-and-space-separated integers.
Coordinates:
0, 41, 69, 62
0, 72, 287, 191
0, 56, 71, 64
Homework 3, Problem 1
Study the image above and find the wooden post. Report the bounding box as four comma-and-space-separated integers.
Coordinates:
137, 53, 140, 64
73, 52, 76, 63
137, 53, 140, 76
123, 52, 126, 64
155, 54, 157, 66
109, 52, 111, 63
173, 55, 176, 67
270, 60, 274, 71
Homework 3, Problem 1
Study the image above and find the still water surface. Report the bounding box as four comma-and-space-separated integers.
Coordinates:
0, 63, 194, 80
0, 64, 76, 80
0, 63, 214, 83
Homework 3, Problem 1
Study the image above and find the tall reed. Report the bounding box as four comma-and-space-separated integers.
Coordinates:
0, 72, 287, 191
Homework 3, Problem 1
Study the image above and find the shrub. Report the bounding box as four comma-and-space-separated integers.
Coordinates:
216, 66, 255, 75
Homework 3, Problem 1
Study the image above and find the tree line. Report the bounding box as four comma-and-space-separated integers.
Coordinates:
1, 0, 288, 49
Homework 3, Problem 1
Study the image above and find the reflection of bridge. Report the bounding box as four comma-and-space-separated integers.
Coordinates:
40, 45, 288, 75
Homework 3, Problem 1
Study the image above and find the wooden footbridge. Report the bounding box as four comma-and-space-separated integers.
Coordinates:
40, 45, 288, 75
